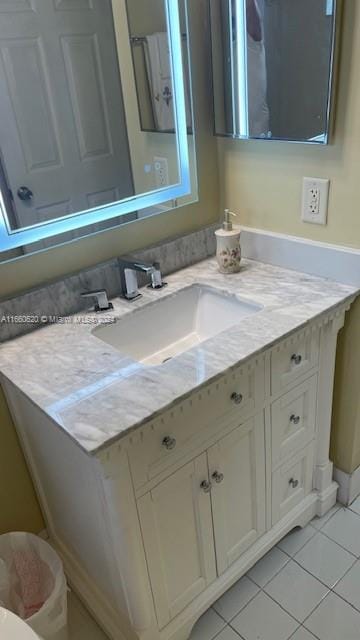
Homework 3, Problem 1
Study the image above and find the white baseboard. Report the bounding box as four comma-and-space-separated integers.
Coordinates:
240, 227, 360, 287
334, 465, 360, 505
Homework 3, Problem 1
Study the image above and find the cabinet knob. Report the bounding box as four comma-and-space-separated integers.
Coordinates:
200, 480, 212, 494
290, 414, 301, 425
212, 471, 224, 484
291, 354, 302, 366
162, 436, 176, 451
289, 478, 299, 489
231, 392, 243, 405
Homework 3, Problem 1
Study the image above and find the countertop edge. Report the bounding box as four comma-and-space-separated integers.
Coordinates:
89, 293, 356, 457
2, 293, 356, 458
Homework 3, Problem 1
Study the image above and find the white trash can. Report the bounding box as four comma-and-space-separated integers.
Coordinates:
0, 532, 68, 640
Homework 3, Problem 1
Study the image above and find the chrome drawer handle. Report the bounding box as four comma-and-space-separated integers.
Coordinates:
212, 471, 224, 484
289, 478, 299, 489
162, 436, 177, 451
290, 414, 301, 425
200, 480, 212, 494
291, 354, 302, 366
231, 392, 243, 405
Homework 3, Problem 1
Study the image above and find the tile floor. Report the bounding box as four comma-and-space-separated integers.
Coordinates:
192, 501, 360, 640
70, 500, 360, 640
68, 591, 108, 640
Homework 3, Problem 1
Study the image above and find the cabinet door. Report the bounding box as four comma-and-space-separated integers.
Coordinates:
137, 454, 216, 629
208, 415, 266, 575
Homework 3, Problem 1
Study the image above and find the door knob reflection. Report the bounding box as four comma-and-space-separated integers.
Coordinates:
17, 186, 33, 202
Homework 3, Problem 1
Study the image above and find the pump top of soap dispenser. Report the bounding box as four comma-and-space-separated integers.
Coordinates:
223, 209, 235, 231
215, 209, 239, 237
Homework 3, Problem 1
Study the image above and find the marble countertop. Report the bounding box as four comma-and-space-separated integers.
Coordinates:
0, 258, 358, 455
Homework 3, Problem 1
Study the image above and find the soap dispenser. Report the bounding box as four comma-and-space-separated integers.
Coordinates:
215, 210, 241, 274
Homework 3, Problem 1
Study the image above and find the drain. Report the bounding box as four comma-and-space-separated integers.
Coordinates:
162, 356, 173, 364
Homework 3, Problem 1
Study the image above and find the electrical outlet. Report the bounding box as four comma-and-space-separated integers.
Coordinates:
308, 185, 320, 215
302, 177, 330, 225
154, 156, 169, 188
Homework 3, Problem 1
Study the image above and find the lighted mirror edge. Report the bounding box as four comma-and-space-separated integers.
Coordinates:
0, 181, 190, 252
0, 0, 191, 253
0, 184, 198, 266
234, 0, 249, 138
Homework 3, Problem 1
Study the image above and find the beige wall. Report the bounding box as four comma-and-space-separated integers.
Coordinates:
0, 387, 44, 534
331, 297, 360, 472
218, 0, 360, 473
217, 3, 360, 249
0, 0, 219, 533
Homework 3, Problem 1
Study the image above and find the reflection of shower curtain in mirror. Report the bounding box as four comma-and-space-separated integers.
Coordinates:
247, 0, 270, 137
220, 2, 234, 134
220, 0, 270, 137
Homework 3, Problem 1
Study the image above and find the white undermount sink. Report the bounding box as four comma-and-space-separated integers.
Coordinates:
93, 284, 262, 366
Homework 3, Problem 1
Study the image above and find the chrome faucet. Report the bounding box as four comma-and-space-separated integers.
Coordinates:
81, 289, 113, 312
118, 258, 167, 301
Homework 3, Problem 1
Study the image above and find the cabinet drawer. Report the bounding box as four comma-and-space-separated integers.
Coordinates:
272, 444, 314, 525
271, 329, 320, 397
128, 363, 264, 491
271, 376, 317, 468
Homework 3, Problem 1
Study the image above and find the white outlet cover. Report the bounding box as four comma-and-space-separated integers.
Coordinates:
154, 156, 169, 188
302, 177, 330, 225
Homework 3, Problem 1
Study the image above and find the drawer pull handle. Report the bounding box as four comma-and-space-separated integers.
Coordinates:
212, 471, 224, 484
200, 480, 212, 494
291, 354, 302, 366
290, 414, 301, 425
231, 392, 243, 405
162, 436, 177, 450
289, 478, 299, 489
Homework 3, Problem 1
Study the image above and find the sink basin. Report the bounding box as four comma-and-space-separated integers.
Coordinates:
93, 284, 262, 366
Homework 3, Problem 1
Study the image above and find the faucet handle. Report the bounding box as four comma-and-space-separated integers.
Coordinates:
148, 262, 167, 290
81, 289, 113, 312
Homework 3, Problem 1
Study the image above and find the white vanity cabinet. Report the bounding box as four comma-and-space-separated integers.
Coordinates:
137, 454, 217, 629
137, 415, 265, 628
3, 306, 348, 640
206, 415, 266, 574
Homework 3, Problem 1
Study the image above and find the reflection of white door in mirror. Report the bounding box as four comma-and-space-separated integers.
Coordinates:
0, 0, 134, 231
0, 0, 194, 256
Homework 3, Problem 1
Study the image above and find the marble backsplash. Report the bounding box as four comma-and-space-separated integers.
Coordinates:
0, 225, 217, 342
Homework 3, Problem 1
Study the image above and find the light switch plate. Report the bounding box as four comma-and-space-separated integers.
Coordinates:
302, 177, 330, 225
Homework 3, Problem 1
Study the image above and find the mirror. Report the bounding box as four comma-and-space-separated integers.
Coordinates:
0, 0, 195, 258
210, 0, 339, 143
127, 1, 192, 134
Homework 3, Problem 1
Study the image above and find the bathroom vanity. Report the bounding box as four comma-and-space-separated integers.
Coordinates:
0, 257, 358, 640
